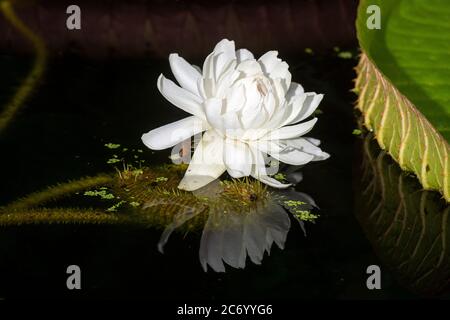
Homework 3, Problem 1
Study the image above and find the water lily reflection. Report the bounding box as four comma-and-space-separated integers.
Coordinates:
155, 181, 316, 272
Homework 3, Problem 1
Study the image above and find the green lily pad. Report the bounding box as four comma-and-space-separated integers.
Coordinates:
355, 0, 450, 201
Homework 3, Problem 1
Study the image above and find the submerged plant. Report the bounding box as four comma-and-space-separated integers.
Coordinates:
141, 39, 329, 191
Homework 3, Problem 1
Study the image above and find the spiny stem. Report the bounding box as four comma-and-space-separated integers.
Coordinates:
0, 208, 127, 226
0, 1, 47, 133
1, 174, 114, 211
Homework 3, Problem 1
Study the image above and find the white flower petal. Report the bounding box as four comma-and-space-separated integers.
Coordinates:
312, 152, 330, 161
236, 60, 263, 77
215, 60, 238, 98
203, 39, 236, 80
276, 94, 307, 128
225, 84, 246, 113
157, 74, 205, 119
287, 137, 330, 161
202, 52, 215, 80
141, 116, 206, 150
202, 77, 215, 99
169, 53, 202, 97
270, 61, 291, 93
197, 77, 207, 100
212, 39, 236, 79
270, 78, 288, 110
258, 51, 291, 92
269, 145, 315, 165
258, 51, 281, 74
249, 145, 291, 189
241, 103, 267, 130
192, 64, 202, 74
224, 140, 252, 178
213, 39, 236, 59
270, 61, 289, 78
286, 137, 322, 155
263, 90, 276, 119
256, 174, 292, 188
288, 93, 323, 125
256, 140, 315, 166
178, 130, 226, 191
251, 139, 283, 155
204, 98, 224, 130
304, 137, 321, 146
236, 48, 255, 63
261, 117, 318, 141
286, 82, 305, 100
205, 98, 242, 132
260, 103, 290, 133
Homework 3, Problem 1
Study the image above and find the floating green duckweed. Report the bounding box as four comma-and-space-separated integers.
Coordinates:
107, 158, 121, 164
84, 189, 115, 200
292, 210, 318, 222
314, 109, 323, 115
283, 200, 306, 207
154, 177, 168, 183
274, 173, 287, 181
283, 199, 318, 222
352, 129, 362, 136
106, 200, 126, 212
104, 143, 121, 149
337, 51, 353, 59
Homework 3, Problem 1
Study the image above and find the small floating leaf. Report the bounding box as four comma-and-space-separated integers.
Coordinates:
84, 189, 115, 200
104, 143, 121, 149
337, 51, 352, 59
106, 200, 126, 212
274, 173, 287, 181
107, 158, 121, 164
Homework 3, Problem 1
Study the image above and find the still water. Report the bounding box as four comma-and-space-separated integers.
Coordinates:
0, 52, 448, 299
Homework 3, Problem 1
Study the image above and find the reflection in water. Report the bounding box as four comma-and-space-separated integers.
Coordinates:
155, 180, 316, 272
355, 133, 450, 295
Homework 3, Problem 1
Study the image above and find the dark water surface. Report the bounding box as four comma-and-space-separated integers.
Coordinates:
0, 51, 448, 299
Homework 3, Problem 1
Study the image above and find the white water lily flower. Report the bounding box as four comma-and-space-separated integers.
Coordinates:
142, 39, 329, 191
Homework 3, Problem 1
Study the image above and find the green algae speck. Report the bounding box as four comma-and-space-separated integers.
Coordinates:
104, 143, 121, 149
274, 173, 287, 181
84, 189, 115, 200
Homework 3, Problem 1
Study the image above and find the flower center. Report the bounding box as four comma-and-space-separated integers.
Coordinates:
256, 78, 268, 97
